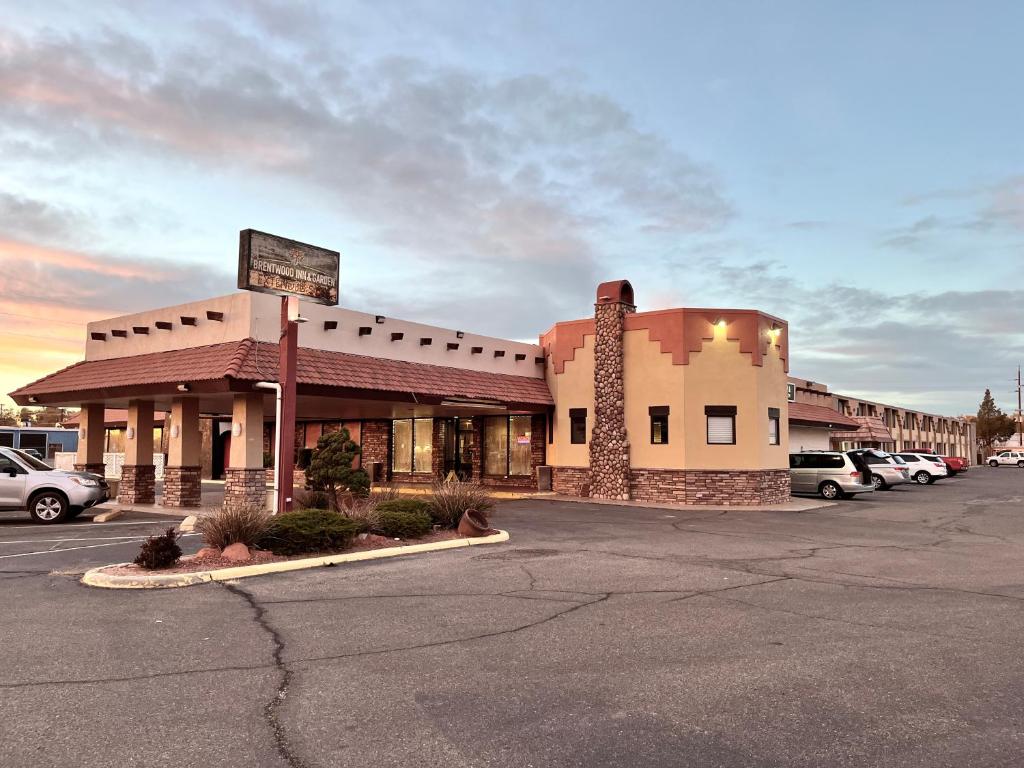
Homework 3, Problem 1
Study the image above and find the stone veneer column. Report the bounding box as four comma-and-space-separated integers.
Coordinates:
164, 397, 202, 508
118, 399, 155, 504
74, 402, 107, 476
588, 293, 633, 500
223, 392, 267, 511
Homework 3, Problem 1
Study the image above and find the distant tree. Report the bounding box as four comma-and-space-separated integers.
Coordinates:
976, 389, 1017, 453
305, 428, 370, 509
31, 407, 65, 427
18, 407, 34, 426
0, 405, 16, 427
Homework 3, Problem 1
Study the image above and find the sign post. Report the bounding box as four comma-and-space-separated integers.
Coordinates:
238, 230, 340, 514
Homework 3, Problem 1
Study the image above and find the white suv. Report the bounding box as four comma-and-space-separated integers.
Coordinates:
987, 451, 1024, 468
896, 453, 949, 485
0, 447, 110, 523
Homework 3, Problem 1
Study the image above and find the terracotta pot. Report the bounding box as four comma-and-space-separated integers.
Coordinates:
458, 509, 493, 538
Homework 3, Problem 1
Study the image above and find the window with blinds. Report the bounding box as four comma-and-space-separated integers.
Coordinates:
768, 407, 780, 446
705, 405, 737, 445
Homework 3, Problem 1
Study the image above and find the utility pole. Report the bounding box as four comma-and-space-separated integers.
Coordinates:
1017, 366, 1023, 448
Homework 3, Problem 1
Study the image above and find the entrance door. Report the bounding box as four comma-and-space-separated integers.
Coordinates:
455, 418, 475, 480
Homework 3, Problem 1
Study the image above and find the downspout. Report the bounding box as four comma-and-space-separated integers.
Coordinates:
254, 381, 282, 515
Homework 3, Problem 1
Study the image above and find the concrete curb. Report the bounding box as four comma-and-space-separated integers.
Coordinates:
81, 529, 510, 590
92, 508, 125, 523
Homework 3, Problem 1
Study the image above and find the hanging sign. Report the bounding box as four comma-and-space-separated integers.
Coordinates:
238, 229, 340, 306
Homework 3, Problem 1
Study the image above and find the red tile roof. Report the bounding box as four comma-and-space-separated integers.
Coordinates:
788, 402, 861, 429
11, 339, 554, 407
830, 415, 895, 442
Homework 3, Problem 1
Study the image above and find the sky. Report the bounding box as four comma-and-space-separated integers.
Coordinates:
1, 0, 1022, 415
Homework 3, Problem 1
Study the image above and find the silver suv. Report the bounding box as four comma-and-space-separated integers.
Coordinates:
0, 447, 109, 523
789, 451, 875, 500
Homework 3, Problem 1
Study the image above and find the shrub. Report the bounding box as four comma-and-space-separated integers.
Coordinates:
293, 487, 331, 510
370, 483, 400, 503
375, 498, 431, 517
306, 429, 369, 508
428, 481, 495, 529
197, 505, 271, 549
133, 528, 182, 570
257, 509, 365, 556
377, 508, 432, 539
344, 496, 381, 531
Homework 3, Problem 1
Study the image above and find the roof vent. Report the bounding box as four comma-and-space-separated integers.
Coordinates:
155, 321, 173, 331
535, 356, 545, 365
90, 332, 106, 341
111, 329, 128, 338
323, 320, 338, 331
447, 342, 459, 351
132, 326, 149, 335
358, 326, 372, 336
514, 353, 526, 361
471, 346, 483, 354
206, 310, 224, 322
180, 316, 197, 326
390, 332, 404, 342
420, 337, 432, 346
494, 350, 505, 358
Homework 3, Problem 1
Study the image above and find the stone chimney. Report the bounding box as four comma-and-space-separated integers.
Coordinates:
589, 280, 635, 500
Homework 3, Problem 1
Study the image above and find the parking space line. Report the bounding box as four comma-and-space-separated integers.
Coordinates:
0, 534, 200, 560
0, 520, 188, 531
0, 535, 197, 545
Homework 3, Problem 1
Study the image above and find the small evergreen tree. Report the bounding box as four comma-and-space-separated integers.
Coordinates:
305, 428, 370, 508
977, 389, 1017, 453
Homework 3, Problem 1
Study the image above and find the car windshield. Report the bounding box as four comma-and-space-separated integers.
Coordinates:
11, 449, 52, 471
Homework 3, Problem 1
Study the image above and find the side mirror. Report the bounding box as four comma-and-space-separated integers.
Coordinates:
3, 466, 17, 478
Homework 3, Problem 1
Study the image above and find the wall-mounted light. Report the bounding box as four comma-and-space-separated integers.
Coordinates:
126, 426, 135, 440
171, 425, 180, 439
79, 427, 87, 439
232, 423, 242, 437
177, 383, 191, 393
28, 396, 38, 404
716, 319, 727, 329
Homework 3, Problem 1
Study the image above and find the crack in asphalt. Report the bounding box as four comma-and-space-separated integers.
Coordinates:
221, 582, 309, 768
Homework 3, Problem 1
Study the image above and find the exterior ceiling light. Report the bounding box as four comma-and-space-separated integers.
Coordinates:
716, 319, 727, 329
177, 383, 191, 392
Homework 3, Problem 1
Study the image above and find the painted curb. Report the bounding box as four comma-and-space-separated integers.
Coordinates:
92, 508, 125, 523
81, 529, 510, 590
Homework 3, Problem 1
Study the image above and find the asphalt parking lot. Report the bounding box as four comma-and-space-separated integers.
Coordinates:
2, 467, 1023, 767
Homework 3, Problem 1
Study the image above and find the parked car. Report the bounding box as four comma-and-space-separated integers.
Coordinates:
895, 452, 949, 484
789, 451, 875, 500
940, 456, 970, 475
849, 449, 911, 490
986, 450, 1024, 468
0, 446, 109, 523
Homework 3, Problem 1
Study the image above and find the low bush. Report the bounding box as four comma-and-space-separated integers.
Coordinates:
197, 505, 271, 549
377, 508, 432, 539
257, 509, 365, 556
293, 487, 332, 510
344, 496, 381, 531
375, 498, 431, 517
133, 528, 182, 570
370, 483, 400, 503
428, 481, 495, 529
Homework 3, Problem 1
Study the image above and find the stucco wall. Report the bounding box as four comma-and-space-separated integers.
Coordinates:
544, 333, 595, 468
622, 327, 685, 469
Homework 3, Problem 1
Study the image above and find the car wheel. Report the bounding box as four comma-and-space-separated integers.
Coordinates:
1017, 461, 1024, 468
28, 492, 69, 524
989, 460, 999, 467
914, 471, 931, 485
871, 475, 886, 491
819, 481, 842, 500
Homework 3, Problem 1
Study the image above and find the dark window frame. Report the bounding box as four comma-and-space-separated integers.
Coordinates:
569, 408, 587, 445
768, 407, 781, 446
705, 405, 737, 445
649, 405, 669, 445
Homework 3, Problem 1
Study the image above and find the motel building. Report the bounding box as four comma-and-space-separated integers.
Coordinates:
11, 279, 793, 508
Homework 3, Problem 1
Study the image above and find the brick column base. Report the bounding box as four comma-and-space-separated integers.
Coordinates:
74, 463, 106, 476
163, 466, 202, 508
223, 468, 268, 511
117, 464, 156, 504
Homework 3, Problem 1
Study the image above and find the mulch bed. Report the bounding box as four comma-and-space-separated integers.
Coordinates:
102, 530, 465, 577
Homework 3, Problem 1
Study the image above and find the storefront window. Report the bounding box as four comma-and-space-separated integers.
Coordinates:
392, 418, 433, 473
484, 415, 533, 476
413, 418, 432, 473
392, 419, 412, 473
484, 416, 508, 475
509, 415, 532, 475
